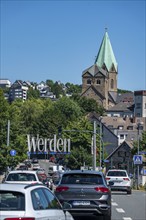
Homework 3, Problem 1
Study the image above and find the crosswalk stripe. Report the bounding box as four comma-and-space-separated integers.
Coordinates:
123, 218, 132, 220
112, 202, 118, 206
116, 208, 125, 213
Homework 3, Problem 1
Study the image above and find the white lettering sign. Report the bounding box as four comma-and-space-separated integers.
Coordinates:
27, 134, 71, 154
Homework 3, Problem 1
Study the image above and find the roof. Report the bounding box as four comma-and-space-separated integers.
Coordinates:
107, 102, 133, 112
95, 31, 118, 72
116, 92, 134, 103
106, 141, 133, 159
62, 170, 103, 175
7, 170, 38, 174
0, 183, 46, 191
82, 64, 107, 77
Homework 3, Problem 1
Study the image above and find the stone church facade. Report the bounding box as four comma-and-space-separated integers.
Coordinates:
81, 31, 118, 110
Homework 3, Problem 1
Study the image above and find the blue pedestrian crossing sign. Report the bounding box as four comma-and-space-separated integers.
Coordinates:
133, 155, 143, 165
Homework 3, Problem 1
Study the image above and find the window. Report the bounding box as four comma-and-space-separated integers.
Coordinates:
120, 134, 124, 139
31, 188, 61, 210
96, 79, 101, 85
87, 79, 91, 85
136, 103, 141, 109
127, 126, 133, 130
0, 191, 25, 211
111, 79, 114, 89
61, 174, 103, 185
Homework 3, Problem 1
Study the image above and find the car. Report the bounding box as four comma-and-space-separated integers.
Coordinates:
54, 170, 111, 220
0, 183, 74, 220
32, 163, 41, 171
105, 169, 132, 194
4, 170, 42, 185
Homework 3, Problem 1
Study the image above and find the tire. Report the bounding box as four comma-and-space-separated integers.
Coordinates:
102, 215, 111, 220
127, 189, 132, 194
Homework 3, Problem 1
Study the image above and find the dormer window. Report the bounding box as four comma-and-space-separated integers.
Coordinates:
118, 125, 124, 130
97, 79, 101, 85
87, 79, 91, 85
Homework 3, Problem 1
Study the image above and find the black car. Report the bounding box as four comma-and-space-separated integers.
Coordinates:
54, 170, 111, 220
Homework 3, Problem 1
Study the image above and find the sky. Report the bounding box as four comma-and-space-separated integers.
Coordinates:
0, 0, 146, 92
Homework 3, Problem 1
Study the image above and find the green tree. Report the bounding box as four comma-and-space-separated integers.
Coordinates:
132, 131, 146, 156
63, 117, 96, 169
65, 82, 82, 94
27, 87, 40, 99
51, 82, 65, 98
72, 95, 105, 115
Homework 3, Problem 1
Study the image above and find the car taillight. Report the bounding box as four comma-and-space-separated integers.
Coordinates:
55, 186, 69, 192
94, 187, 110, 193
4, 218, 35, 220
123, 178, 130, 181
106, 177, 110, 180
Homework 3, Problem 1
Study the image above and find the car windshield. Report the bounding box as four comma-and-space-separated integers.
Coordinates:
61, 174, 103, 185
6, 173, 37, 181
107, 171, 127, 177
0, 191, 25, 211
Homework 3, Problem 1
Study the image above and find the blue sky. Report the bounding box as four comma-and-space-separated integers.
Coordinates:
1, 0, 146, 91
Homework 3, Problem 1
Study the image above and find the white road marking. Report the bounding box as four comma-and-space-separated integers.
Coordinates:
112, 202, 118, 206
123, 218, 132, 220
116, 208, 125, 213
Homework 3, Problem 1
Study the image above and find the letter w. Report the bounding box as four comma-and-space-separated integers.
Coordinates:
27, 135, 37, 152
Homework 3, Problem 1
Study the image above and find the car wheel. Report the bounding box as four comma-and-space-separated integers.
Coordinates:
102, 215, 111, 220
127, 189, 132, 194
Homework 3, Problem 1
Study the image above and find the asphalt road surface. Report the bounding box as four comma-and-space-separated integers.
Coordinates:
73, 190, 146, 220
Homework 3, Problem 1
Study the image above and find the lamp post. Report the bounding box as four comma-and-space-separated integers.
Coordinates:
93, 121, 97, 171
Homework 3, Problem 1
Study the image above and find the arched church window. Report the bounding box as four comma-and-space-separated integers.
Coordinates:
111, 79, 114, 89
97, 79, 101, 85
87, 79, 91, 85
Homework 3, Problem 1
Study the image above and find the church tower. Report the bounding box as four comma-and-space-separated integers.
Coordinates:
81, 30, 118, 109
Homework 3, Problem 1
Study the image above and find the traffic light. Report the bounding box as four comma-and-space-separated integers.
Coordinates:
101, 160, 104, 168
58, 126, 62, 137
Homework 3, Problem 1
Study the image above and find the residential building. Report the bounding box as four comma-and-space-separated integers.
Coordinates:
134, 90, 146, 117
0, 79, 11, 88
9, 80, 29, 102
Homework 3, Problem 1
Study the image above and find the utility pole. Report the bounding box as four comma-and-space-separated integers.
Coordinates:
93, 121, 96, 171
7, 120, 10, 147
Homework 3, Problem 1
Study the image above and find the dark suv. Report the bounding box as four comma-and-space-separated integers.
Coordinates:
54, 170, 111, 220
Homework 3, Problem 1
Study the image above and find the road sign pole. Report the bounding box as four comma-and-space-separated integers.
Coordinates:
137, 125, 140, 190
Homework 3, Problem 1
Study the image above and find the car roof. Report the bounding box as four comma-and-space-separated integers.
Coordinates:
107, 169, 127, 172
7, 170, 38, 174
0, 183, 46, 192
62, 170, 103, 175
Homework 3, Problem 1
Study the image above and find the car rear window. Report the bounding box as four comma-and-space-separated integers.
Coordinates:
0, 191, 25, 211
61, 173, 103, 185
107, 171, 127, 177
6, 173, 37, 181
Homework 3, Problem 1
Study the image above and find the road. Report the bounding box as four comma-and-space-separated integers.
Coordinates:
73, 190, 146, 220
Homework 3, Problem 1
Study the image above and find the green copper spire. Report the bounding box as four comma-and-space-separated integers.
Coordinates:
95, 31, 118, 72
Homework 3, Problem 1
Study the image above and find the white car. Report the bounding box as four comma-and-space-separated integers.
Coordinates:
0, 183, 74, 220
4, 170, 42, 185
106, 169, 132, 194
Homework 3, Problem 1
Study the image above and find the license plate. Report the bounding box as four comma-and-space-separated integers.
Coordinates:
73, 201, 90, 206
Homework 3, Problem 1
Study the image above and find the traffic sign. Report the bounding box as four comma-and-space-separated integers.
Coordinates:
133, 155, 143, 165
10, 149, 16, 156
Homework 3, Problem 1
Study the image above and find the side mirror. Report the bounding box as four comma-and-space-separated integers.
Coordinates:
62, 202, 72, 210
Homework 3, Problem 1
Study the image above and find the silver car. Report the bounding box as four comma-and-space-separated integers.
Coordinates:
105, 169, 132, 194
54, 170, 111, 220
0, 183, 74, 220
